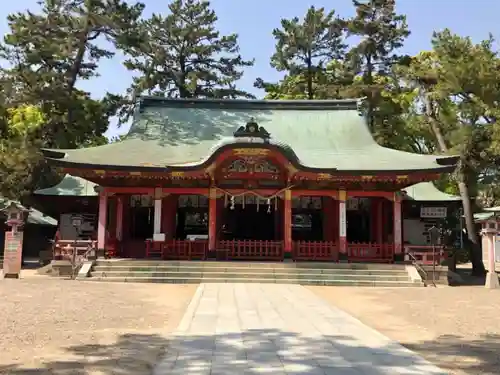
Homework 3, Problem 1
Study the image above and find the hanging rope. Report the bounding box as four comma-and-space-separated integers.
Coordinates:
215, 185, 293, 200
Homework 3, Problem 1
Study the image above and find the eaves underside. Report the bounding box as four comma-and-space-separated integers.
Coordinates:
42, 141, 458, 176
46, 157, 456, 176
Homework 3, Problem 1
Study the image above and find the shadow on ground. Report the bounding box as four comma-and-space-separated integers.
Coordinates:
454, 267, 496, 286
403, 333, 500, 375
1, 330, 500, 374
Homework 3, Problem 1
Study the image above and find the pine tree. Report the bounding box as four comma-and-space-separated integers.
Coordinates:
0, 0, 144, 148
121, 0, 254, 117
0, 0, 144, 199
346, 0, 410, 133
255, 6, 346, 100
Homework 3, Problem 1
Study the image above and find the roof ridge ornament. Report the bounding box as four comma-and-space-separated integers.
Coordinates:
234, 118, 271, 139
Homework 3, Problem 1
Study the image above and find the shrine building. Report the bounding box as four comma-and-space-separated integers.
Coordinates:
41, 98, 458, 263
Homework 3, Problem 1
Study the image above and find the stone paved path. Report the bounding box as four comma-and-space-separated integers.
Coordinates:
154, 284, 446, 375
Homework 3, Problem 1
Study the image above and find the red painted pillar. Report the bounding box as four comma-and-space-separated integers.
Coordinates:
97, 191, 108, 253
209, 188, 217, 251
333, 198, 339, 243
370, 198, 378, 242
393, 193, 403, 256
283, 190, 292, 253
377, 198, 384, 244
274, 199, 282, 240
107, 196, 117, 239
338, 190, 347, 254
116, 196, 124, 241
122, 195, 130, 241
323, 197, 335, 241
161, 194, 177, 240
216, 197, 225, 241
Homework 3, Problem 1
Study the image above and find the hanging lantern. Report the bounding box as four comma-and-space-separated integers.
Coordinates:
230, 195, 235, 210
267, 198, 271, 213
256, 197, 260, 212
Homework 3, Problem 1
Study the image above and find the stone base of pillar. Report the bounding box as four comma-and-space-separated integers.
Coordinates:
96, 248, 106, 259
485, 271, 500, 289
338, 252, 349, 262
3, 273, 20, 279
393, 253, 405, 263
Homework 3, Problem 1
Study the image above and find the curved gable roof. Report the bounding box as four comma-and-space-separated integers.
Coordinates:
43, 98, 457, 174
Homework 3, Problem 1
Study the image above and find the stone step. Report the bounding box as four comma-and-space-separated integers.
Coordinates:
90, 270, 411, 281
92, 265, 408, 275
94, 260, 405, 270
85, 276, 422, 287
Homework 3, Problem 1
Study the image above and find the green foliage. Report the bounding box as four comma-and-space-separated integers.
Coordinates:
0, 0, 499, 273
120, 0, 254, 121
394, 30, 500, 274
0, 105, 45, 200
0, 0, 144, 198
255, 6, 345, 99
0, 0, 144, 148
344, 0, 410, 137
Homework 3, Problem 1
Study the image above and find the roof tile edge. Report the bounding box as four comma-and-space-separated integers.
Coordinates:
136, 96, 362, 111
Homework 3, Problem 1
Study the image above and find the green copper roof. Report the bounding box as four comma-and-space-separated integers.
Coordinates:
0, 198, 57, 226
484, 206, 500, 212
403, 182, 461, 202
474, 212, 497, 222
43, 98, 457, 173
34, 174, 97, 196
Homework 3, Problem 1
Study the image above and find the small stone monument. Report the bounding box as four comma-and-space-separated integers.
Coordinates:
2, 202, 28, 279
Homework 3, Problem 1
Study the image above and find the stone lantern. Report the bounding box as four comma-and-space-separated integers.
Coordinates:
480, 216, 500, 289
2, 202, 28, 278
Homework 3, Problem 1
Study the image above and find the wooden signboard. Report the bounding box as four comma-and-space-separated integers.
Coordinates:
3, 231, 23, 278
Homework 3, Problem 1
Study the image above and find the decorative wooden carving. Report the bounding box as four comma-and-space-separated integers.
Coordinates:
233, 118, 271, 139
254, 160, 279, 173
226, 158, 280, 174
228, 159, 248, 173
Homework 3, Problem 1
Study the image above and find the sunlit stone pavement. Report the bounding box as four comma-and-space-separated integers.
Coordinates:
153, 283, 446, 375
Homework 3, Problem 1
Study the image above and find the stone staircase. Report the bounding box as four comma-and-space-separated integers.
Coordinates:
86, 260, 423, 287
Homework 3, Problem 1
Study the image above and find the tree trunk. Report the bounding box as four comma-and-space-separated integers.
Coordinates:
306, 52, 313, 100
64, 6, 91, 132
364, 54, 375, 133
67, 14, 91, 93
425, 97, 448, 152
457, 168, 485, 275
424, 94, 485, 275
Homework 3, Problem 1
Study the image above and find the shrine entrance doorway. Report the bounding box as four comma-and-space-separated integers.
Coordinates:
220, 202, 277, 241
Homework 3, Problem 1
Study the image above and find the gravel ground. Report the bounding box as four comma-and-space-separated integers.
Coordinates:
0, 277, 196, 375
310, 286, 500, 375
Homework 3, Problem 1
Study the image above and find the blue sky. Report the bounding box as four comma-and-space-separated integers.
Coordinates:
1, 0, 499, 138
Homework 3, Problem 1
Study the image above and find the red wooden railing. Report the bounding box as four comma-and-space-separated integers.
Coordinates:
293, 241, 339, 261
165, 240, 208, 260
405, 245, 446, 265
347, 242, 394, 263
217, 240, 284, 260
145, 239, 208, 260
144, 240, 164, 258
